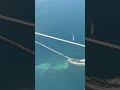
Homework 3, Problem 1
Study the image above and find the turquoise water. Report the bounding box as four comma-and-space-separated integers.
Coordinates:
35, 0, 85, 90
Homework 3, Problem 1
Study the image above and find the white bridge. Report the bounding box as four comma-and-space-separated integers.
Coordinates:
1, 14, 119, 59
35, 32, 85, 65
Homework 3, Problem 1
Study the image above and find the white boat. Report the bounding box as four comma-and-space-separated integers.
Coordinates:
67, 58, 85, 65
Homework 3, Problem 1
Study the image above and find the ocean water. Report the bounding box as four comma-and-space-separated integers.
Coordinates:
35, 0, 85, 90
86, 0, 120, 79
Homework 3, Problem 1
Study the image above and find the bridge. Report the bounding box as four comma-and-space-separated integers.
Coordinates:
35, 41, 85, 65
35, 31, 85, 65
0, 35, 34, 54
35, 32, 85, 47
0, 15, 35, 27
0, 15, 120, 56
86, 76, 120, 90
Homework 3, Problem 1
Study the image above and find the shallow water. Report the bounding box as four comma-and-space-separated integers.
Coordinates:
35, 0, 85, 90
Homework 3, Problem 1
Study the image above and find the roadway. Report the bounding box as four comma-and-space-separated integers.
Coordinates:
1, 14, 120, 51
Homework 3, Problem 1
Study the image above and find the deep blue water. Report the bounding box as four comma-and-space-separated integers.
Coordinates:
35, 0, 85, 90
86, 0, 120, 79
